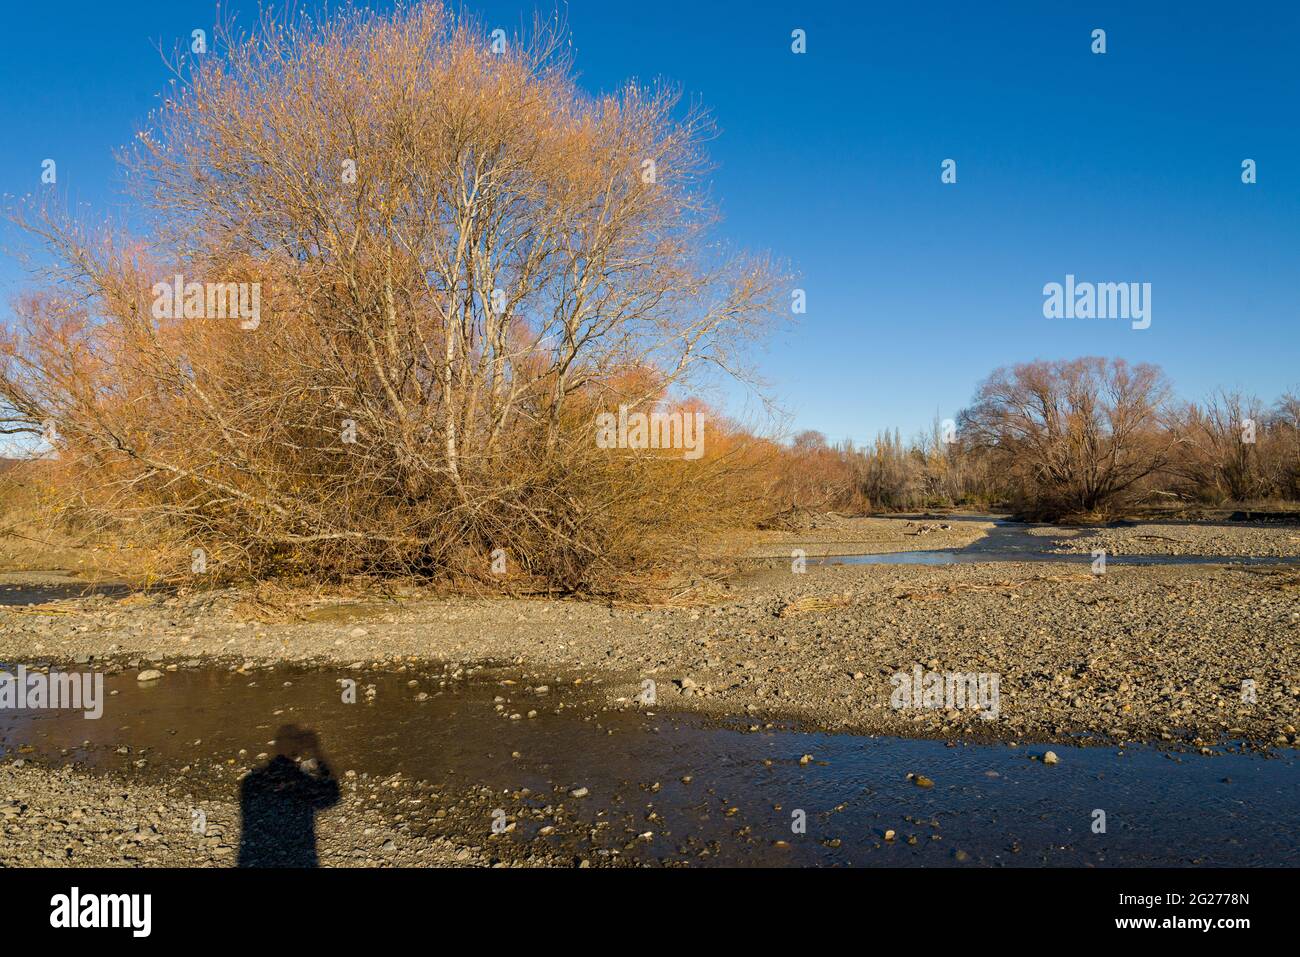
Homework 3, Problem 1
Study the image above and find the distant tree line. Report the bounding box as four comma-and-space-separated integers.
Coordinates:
769, 358, 1300, 520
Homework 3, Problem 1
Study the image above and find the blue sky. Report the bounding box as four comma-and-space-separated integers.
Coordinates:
1, 0, 1296, 445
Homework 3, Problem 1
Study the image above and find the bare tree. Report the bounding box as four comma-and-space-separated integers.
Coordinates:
1166, 390, 1271, 503
0, 3, 784, 590
1268, 391, 1300, 499
960, 357, 1173, 518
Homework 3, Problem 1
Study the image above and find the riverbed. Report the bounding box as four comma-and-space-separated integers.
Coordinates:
2, 663, 1295, 866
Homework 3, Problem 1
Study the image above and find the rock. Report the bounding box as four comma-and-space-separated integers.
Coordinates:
1043, 751, 1059, 765
136, 670, 163, 682
569, 787, 589, 799
911, 774, 934, 788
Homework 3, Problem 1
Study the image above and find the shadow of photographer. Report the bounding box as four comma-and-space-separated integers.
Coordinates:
237, 724, 340, 867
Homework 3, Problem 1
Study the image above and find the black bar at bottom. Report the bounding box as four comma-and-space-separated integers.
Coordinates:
0, 866, 1272, 941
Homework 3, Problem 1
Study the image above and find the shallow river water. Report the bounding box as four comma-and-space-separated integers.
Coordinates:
811, 517, 1300, 567
2, 664, 1295, 866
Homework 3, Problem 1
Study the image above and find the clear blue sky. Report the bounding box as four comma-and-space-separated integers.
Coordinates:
1, 0, 1296, 445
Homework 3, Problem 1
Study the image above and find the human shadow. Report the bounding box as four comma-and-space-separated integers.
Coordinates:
237, 724, 341, 867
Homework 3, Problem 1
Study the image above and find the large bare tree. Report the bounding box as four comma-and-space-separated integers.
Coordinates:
0, 3, 784, 589
960, 357, 1173, 518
